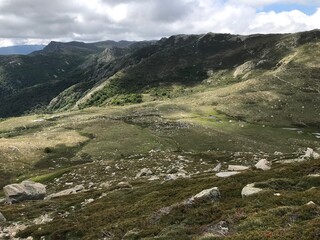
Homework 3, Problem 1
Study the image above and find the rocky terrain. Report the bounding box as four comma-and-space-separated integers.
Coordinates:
0, 30, 320, 239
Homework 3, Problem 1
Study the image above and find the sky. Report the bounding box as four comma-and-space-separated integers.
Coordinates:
0, 0, 320, 47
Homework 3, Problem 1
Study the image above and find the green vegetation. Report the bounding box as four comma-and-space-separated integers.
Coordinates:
1, 30, 320, 239
0, 99, 319, 239
29, 168, 71, 183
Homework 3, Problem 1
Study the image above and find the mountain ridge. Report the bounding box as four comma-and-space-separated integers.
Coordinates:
0, 30, 320, 127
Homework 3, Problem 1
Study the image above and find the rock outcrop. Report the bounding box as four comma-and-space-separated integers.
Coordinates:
136, 168, 153, 178
228, 165, 250, 171
45, 185, 84, 200
187, 187, 220, 204
216, 172, 240, 178
301, 148, 320, 160
3, 181, 46, 203
241, 183, 263, 197
255, 159, 272, 171
116, 182, 133, 189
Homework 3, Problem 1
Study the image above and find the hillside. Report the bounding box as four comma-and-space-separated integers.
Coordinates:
0, 30, 319, 239
70, 30, 320, 127
0, 40, 140, 117
1, 30, 320, 127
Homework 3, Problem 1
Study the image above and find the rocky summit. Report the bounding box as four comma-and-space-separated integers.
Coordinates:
0, 30, 320, 240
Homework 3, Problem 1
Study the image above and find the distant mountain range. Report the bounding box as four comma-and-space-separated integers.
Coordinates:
0, 45, 46, 55
0, 30, 320, 128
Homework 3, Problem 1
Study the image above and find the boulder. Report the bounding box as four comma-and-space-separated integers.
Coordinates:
135, 168, 153, 178
3, 181, 46, 203
274, 151, 283, 156
233, 61, 255, 77
45, 185, 84, 200
148, 176, 160, 181
228, 165, 249, 171
241, 183, 263, 197
33, 214, 53, 225
116, 182, 132, 189
100, 182, 112, 188
301, 148, 320, 160
0, 223, 27, 239
187, 187, 220, 204
165, 172, 189, 181
213, 163, 222, 172
306, 201, 316, 206
0, 212, 6, 222
216, 171, 240, 178
255, 159, 271, 171
81, 198, 94, 206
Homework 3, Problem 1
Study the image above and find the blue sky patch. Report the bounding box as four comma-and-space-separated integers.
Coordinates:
261, 3, 317, 15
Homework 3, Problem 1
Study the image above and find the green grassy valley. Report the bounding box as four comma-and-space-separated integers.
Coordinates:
0, 30, 320, 239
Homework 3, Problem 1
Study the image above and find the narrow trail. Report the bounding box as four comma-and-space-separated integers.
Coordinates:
272, 51, 320, 94
273, 72, 320, 94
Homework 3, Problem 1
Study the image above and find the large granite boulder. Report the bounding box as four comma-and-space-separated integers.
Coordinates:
241, 183, 263, 197
3, 181, 46, 203
255, 159, 272, 171
187, 187, 220, 204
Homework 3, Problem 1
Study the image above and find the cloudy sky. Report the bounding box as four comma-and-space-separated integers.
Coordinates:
0, 0, 320, 47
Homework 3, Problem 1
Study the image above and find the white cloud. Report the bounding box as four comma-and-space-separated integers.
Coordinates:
0, 0, 319, 47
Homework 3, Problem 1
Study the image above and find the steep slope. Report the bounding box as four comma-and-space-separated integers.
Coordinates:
1, 30, 320, 125
0, 40, 138, 117
73, 30, 320, 127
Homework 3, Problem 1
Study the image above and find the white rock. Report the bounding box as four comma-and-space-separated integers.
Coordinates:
33, 214, 53, 225
233, 61, 255, 77
100, 182, 112, 188
135, 168, 153, 178
148, 176, 160, 181
241, 183, 263, 197
187, 187, 220, 204
116, 182, 132, 189
213, 163, 222, 172
165, 172, 189, 181
274, 151, 283, 156
228, 165, 250, 171
0, 223, 27, 239
216, 171, 241, 178
0, 212, 6, 222
306, 201, 316, 206
3, 181, 46, 203
255, 159, 272, 171
81, 198, 94, 206
45, 185, 84, 200
308, 173, 320, 177
274, 193, 281, 196
301, 148, 320, 160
